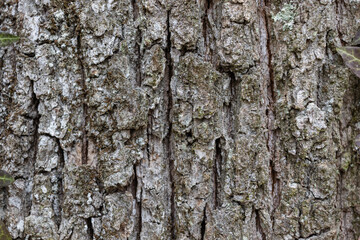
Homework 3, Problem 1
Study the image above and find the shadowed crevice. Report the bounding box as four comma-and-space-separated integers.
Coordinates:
146, 110, 153, 162
131, 0, 139, 21
76, 23, 89, 165
131, 164, 142, 240
217, 68, 238, 144
255, 209, 267, 240
335, 0, 346, 45
131, 0, 142, 86
54, 138, 65, 229
86, 217, 94, 239
137, 188, 143, 240
164, 9, 175, 240
27, 79, 40, 218
213, 138, 223, 208
226, 71, 237, 140
259, 0, 281, 229
200, 205, 207, 240
202, 0, 213, 61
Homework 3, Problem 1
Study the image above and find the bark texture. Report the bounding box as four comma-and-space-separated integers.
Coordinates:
0, 0, 360, 239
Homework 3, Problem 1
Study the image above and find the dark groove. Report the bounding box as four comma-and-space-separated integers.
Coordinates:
260, 0, 281, 215
131, 0, 139, 21
55, 138, 64, 229
338, 164, 345, 236
298, 205, 303, 238
135, 25, 142, 87
259, 1, 282, 235
255, 209, 267, 240
147, 110, 153, 165
135, 34, 142, 87
76, 24, 88, 165
131, 0, 142, 86
227, 71, 237, 140
164, 9, 175, 240
28, 79, 40, 218
335, 0, 346, 45
305, 228, 331, 239
86, 217, 94, 239
214, 138, 222, 208
200, 205, 207, 240
131, 164, 142, 240
202, 0, 213, 60
23, 52, 35, 58
131, 165, 138, 199
138, 188, 143, 240
228, 71, 236, 101
95, 176, 105, 196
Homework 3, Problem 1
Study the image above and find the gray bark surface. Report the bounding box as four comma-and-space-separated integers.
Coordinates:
0, 0, 360, 239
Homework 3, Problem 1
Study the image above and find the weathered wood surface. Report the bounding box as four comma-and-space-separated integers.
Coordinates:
0, 0, 360, 239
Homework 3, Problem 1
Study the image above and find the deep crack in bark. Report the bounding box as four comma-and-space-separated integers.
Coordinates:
214, 138, 223, 208
227, 71, 237, 140
131, 0, 139, 21
200, 205, 207, 240
131, 164, 142, 240
335, 0, 345, 45
298, 204, 303, 238
338, 158, 345, 237
132, 0, 142, 86
86, 217, 94, 239
164, 9, 175, 240
202, 0, 213, 61
255, 209, 267, 240
259, 0, 281, 231
138, 188, 143, 240
55, 138, 65, 229
76, 24, 89, 165
146, 111, 153, 163
28, 79, 40, 218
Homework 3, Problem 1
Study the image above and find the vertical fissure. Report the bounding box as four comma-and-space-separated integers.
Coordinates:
138, 187, 143, 240
132, 0, 142, 86
219, 69, 237, 145
202, 0, 213, 61
200, 205, 207, 240
259, 0, 281, 222
54, 138, 64, 229
135, 27, 142, 87
86, 217, 94, 239
337, 157, 345, 235
131, 164, 142, 240
146, 110, 153, 164
164, 9, 175, 240
213, 138, 223, 208
255, 209, 267, 240
131, 0, 139, 20
227, 71, 237, 140
76, 24, 88, 165
298, 204, 303, 238
335, 0, 345, 45
27, 79, 40, 218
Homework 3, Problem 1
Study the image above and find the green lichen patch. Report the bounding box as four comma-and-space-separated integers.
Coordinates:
0, 32, 20, 47
0, 221, 11, 240
0, 170, 14, 187
272, 4, 296, 31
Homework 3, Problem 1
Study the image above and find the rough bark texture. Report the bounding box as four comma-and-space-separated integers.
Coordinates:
0, 0, 360, 239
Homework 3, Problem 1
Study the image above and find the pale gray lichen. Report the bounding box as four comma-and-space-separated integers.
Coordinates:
272, 3, 296, 31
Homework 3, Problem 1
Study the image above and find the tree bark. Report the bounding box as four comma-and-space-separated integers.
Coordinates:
1, 0, 360, 239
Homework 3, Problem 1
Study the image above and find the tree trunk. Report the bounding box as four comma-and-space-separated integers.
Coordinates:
1, 0, 360, 239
